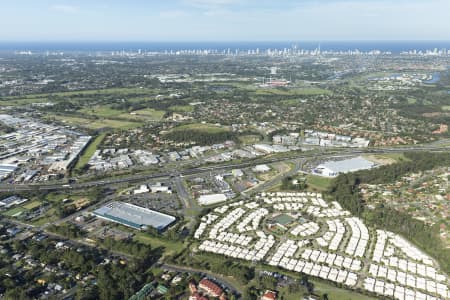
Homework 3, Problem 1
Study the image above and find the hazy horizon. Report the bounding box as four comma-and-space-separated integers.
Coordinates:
1, 0, 449, 41
2, 40, 450, 53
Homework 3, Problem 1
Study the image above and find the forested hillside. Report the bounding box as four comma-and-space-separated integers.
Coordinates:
328, 152, 450, 274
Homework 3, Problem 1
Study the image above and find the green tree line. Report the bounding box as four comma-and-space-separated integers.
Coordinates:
328, 151, 450, 274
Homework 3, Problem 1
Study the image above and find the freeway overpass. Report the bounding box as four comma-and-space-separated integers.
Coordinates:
0, 145, 448, 193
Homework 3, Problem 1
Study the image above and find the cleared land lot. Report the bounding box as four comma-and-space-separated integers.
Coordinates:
47, 115, 142, 130
170, 123, 230, 133
134, 232, 184, 257
0, 87, 158, 106
79, 106, 166, 121
2, 207, 26, 217
306, 175, 333, 192
80, 106, 125, 118
129, 108, 166, 121
168, 105, 194, 112
313, 281, 377, 300
364, 153, 409, 165
74, 133, 106, 170
22, 200, 42, 210
253, 87, 331, 96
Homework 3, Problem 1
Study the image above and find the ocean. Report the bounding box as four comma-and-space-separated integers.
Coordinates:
0, 41, 449, 53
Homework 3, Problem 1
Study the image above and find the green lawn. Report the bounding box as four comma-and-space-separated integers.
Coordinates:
4, 87, 155, 100
31, 208, 59, 226
442, 105, 450, 111
255, 265, 376, 300
171, 123, 229, 133
380, 153, 409, 161
312, 281, 377, 300
92, 119, 142, 129
80, 106, 124, 118
279, 99, 306, 106
277, 286, 307, 300
364, 153, 409, 164
407, 98, 417, 104
45, 192, 68, 203
80, 105, 165, 122
168, 105, 194, 112
74, 133, 106, 170
22, 200, 42, 210
129, 108, 166, 120
47, 115, 142, 130
306, 175, 333, 192
2, 207, 26, 217
238, 134, 262, 144
254, 88, 331, 96
0, 97, 50, 106
133, 233, 185, 257
1, 87, 157, 107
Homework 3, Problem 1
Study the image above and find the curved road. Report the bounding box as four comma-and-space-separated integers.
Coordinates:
161, 263, 243, 296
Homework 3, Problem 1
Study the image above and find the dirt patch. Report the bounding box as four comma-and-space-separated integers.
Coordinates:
364, 155, 397, 165
73, 198, 90, 209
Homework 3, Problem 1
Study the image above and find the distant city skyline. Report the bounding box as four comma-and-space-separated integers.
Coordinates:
0, 0, 449, 41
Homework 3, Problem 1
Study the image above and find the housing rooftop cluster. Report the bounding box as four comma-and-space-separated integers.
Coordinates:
193, 192, 450, 299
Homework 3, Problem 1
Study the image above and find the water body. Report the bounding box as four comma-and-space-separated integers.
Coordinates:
424, 72, 441, 84
0, 41, 450, 53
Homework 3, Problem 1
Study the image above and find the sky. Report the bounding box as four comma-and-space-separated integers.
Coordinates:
0, 0, 449, 41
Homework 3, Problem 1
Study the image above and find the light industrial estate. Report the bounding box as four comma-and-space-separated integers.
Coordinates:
0, 114, 91, 181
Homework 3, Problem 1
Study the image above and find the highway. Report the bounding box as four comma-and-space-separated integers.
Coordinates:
1, 142, 448, 299
243, 158, 305, 197
0, 145, 447, 193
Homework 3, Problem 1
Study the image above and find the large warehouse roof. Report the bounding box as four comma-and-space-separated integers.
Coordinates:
316, 156, 375, 177
198, 193, 227, 206
94, 201, 176, 230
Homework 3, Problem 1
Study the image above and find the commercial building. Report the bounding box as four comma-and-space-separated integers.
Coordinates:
253, 164, 271, 173
0, 164, 17, 180
133, 185, 149, 194
0, 195, 27, 208
314, 157, 375, 177
198, 193, 227, 206
149, 183, 172, 193
232, 169, 244, 177
93, 201, 176, 231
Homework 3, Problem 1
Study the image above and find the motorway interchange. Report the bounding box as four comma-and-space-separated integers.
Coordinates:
0, 141, 449, 193
1, 142, 449, 299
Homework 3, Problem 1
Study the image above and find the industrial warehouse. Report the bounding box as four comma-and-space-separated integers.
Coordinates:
313, 156, 376, 177
93, 201, 176, 231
